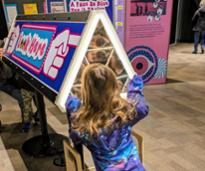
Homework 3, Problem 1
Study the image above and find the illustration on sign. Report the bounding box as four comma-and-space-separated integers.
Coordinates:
43, 29, 81, 79
130, 0, 167, 22
128, 46, 157, 83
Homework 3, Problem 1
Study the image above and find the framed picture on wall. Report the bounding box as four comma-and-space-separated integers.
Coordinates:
23, 3, 38, 15
4, 4, 17, 27
51, 1, 65, 13
46, 0, 66, 13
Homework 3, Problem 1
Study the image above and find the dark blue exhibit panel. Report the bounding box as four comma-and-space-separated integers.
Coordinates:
4, 20, 86, 93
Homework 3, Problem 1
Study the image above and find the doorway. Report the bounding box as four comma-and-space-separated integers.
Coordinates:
175, 0, 199, 43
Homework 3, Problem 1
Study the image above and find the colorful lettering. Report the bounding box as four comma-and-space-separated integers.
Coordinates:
16, 33, 48, 60
69, 0, 109, 12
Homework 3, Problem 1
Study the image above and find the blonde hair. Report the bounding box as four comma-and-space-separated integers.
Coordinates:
71, 63, 134, 135
200, 0, 205, 7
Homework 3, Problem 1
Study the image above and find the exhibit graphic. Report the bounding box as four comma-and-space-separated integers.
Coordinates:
128, 45, 167, 83
154, 57, 167, 79
4, 20, 85, 92
125, 0, 173, 84
128, 46, 158, 83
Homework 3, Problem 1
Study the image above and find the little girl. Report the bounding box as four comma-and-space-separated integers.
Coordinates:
66, 63, 149, 171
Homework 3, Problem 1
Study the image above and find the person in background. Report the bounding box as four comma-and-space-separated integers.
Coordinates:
0, 46, 38, 132
66, 63, 149, 171
192, 0, 205, 54
15, 75, 39, 132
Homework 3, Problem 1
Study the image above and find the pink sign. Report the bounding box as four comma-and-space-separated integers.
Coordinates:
125, 0, 173, 84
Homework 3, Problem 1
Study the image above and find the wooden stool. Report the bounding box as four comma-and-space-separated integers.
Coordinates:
63, 139, 95, 171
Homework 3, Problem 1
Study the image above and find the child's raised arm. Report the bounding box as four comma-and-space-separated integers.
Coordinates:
127, 75, 149, 126
66, 96, 82, 144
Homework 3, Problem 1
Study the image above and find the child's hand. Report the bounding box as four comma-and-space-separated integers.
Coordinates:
127, 75, 144, 102
66, 96, 81, 113
128, 75, 143, 92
